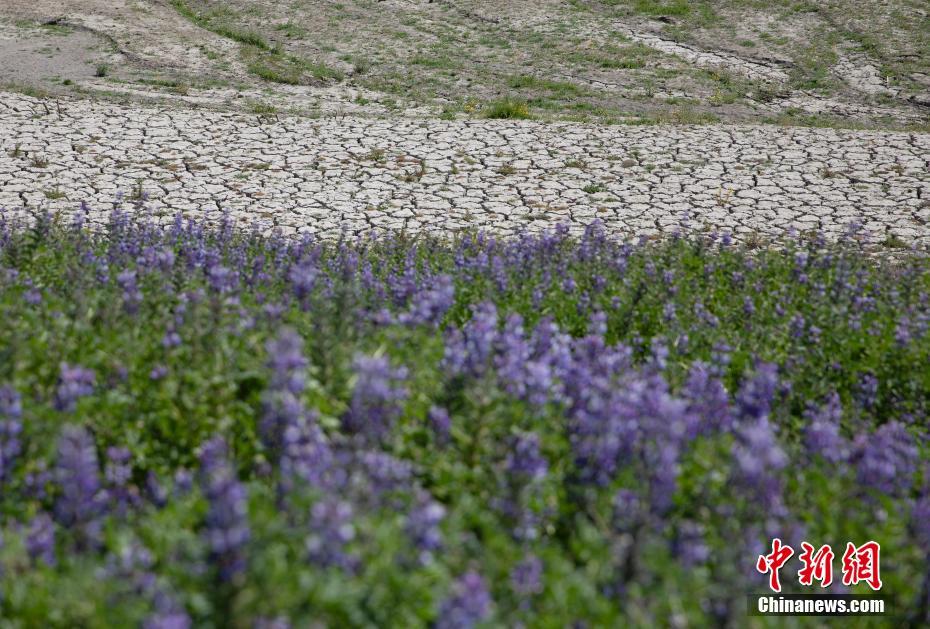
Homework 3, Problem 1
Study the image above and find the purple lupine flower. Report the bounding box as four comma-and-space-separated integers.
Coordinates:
511, 555, 544, 597
25, 512, 56, 566
850, 421, 917, 497
306, 498, 357, 572
0, 385, 23, 485
803, 392, 849, 463
613, 489, 643, 534
856, 373, 879, 410
428, 406, 451, 446
399, 274, 455, 327
263, 329, 308, 400
731, 417, 787, 514
23, 462, 52, 502
206, 264, 237, 294
162, 327, 182, 348
494, 314, 532, 399
672, 520, 709, 568
54, 363, 96, 412
912, 494, 930, 551
341, 354, 408, 443
261, 329, 321, 486
280, 410, 333, 493
117, 269, 142, 314
143, 590, 191, 629
173, 469, 194, 496
146, 471, 168, 508
443, 302, 498, 378
734, 363, 778, 422
54, 426, 105, 548
405, 492, 446, 565
24, 286, 42, 305
436, 572, 493, 629
199, 437, 250, 580
105, 446, 140, 516
505, 433, 548, 482
288, 257, 318, 307
682, 362, 731, 435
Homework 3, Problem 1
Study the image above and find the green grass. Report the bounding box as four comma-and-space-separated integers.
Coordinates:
482, 99, 532, 120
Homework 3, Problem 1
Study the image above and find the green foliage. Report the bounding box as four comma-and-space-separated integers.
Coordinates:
0, 215, 928, 626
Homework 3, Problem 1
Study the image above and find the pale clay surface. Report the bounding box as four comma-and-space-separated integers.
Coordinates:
1, 91, 928, 243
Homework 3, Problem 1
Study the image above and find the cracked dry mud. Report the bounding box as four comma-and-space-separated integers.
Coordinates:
1, 92, 928, 243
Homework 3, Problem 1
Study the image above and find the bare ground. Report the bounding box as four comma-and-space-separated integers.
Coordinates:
0, 0, 927, 129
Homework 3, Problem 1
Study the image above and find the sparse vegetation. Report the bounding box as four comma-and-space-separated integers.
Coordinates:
483, 99, 532, 120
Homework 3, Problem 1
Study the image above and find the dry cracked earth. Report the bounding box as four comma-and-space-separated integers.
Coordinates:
1, 91, 928, 243
0, 1, 929, 243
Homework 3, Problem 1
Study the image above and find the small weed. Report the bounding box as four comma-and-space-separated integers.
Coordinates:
402, 159, 427, 182
483, 100, 531, 120
249, 101, 278, 115
583, 184, 605, 194
44, 188, 66, 200
497, 164, 516, 176
95, 64, 109, 78
882, 234, 908, 249
363, 148, 387, 163
30, 155, 49, 168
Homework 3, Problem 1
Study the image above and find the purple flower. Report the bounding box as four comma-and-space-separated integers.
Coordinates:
856, 373, 879, 410
731, 417, 787, 514
54, 426, 105, 548
54, 363, 96, 412
0, 385, 23, 485
206, 264, 237, 295
443, 302, 498, 378
25, 512, 56, 566
803, 392, 848, 463
341, 354, 408, 443
437, 572, 493, 629
505, 433, 548, 482
280, 411, 334, 493
912, 494, 930, 551
288, 257, 318, 306
612, 489, 643, 534
306, 498, 356, 572
399, 274, 455, 327
428, 406, 451, 446
672, 520, 709, 567
405, 492, 446, 565
143, 590, 191, 629
199, 437, 250, 580
117, 269, 142, 314
511, 555, 543, 597
734, 363, 778, 422
682, 362, 731, 435
266, 329, 308, 397
850, 421, 917, 497
24, 286, 42, 305
105, 446, 140, 515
